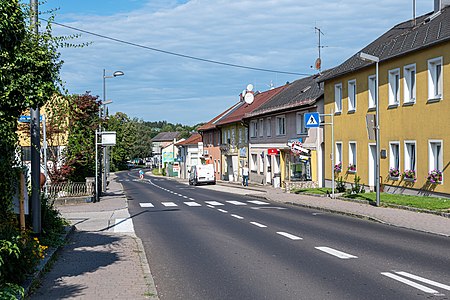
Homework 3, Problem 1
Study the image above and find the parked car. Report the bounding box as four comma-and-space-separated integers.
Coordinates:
189, 164, 215, 186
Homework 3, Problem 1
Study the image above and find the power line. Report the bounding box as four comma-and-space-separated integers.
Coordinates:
43, 18, 311, 76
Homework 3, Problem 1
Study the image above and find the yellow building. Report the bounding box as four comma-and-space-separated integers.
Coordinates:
320, 3, 450, 196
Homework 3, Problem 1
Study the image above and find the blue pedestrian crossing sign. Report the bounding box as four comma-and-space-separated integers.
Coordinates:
304, 112, 320, 128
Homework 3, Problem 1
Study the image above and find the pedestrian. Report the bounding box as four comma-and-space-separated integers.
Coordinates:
242, 163, 249, 187
139, 169, 144, 180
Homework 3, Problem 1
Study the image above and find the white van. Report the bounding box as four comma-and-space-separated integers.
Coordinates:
189, 164, 216, 185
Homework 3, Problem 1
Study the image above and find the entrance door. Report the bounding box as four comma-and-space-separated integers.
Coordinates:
368, 144, 376, 188
266, 155, 272, 184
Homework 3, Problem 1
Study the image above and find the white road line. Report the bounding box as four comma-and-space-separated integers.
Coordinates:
227, 201, 247, 206
231, 214, 244, 219
250, 222, 267, 228
315, 247, 358, 259
139, 203, 154, 208
184, 202, 202, 207
206, 205, 215, 208
276, 232, 303, 240
205, 201, 224, 206
183, 196, 188, 198
395, 271, 450, 291
381, 272, 440, 294
161, 202, 178, 207
217, 209, 228, 213
189, 197, 195, 200
247, 200, 269, 205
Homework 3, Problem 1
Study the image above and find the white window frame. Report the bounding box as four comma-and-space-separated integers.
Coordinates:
348, 80, 357, 112
258, 119, 264, 137
404, 141, 417, 172
389, 142, 400, 172
428, 140, 443, 177
266, 117, 271, 137
335, 142, 343, 165
296, 112, 306, 135
249, 120, 257, 138
334, 83, 342, 113
403, 64, 416, 104
388, 68, 400, 106
250, 153, 257, 172
368, 75, 377, 109
428, 57, 443, 101
349, 142, 357, 168
275, 115, 286, 136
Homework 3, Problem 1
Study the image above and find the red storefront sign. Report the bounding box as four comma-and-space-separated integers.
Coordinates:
268, 148, 279, 156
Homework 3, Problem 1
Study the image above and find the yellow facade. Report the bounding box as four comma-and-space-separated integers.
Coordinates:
324, 41, 450, 195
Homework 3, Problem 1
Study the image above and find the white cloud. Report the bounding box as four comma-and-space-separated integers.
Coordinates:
47, 0, 432, 124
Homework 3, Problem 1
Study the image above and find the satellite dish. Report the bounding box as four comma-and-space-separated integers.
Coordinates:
246, 84, 254, 92
244, 92, 254, 104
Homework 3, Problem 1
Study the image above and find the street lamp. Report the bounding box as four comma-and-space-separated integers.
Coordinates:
359, 52, 380, 207
95, 69, 124, 201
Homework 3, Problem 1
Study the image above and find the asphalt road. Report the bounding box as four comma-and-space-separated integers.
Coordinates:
119, 170, 450, 300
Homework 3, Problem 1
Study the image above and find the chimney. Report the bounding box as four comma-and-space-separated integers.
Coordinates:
435, 0, 450, 12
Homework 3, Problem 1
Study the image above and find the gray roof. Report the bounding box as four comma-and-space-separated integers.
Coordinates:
245, 72, 327, 118
319, 6, 450, 82
151, 131, 180, 142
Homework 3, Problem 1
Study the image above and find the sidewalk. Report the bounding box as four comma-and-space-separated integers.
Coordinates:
217, 179, 450, 237
30, 173, 158, 300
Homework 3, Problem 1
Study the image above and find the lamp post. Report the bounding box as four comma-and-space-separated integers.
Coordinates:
359, 52, 380, 207
95, 69, 124, 200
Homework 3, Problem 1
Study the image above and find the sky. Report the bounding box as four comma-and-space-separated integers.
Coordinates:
36, 0, 433, 125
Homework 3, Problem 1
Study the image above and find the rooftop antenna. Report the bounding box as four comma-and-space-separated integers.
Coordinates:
314, 26, 326, 74
412, 0, 416, 27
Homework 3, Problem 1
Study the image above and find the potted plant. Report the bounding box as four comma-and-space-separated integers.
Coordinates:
347, 163, 357, 174
334, 162, 342, 173
389, 167, 400, 180
427, 169, 442, 184
402, 169, 416, 182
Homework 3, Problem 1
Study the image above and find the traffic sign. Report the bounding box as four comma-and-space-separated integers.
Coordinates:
304, 112, 320, 128
19, 115, 43, 123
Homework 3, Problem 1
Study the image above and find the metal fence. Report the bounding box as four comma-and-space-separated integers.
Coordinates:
47, 182, 94, 199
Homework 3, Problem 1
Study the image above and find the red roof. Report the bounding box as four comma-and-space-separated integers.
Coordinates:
215, 85, 288, 126
197, 102, 241, 132
176, 133, 202, 146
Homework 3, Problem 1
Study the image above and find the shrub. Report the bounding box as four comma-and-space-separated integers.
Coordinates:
336, 176, 346, 193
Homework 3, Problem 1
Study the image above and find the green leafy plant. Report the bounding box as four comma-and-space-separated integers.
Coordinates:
336, 176, 346, 193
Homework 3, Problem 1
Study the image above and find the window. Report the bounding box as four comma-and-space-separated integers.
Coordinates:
334, 83, 342, 113
276, 115, 286, 136
368, 75, 377, 109
388, 68, 400, 106
296, 113, 306, 135
335, 142, 342, 165
429, 140, 443, 173
389, 142, 400, 173
238, 127, 242, 145
259, 153, 264, 173
428, 57, 443, 100
349, 142, 357, 170
266, 118, 271, 137
250, 154, 257, 172
404, 141, 416, 172
259, 119, 264, 137
348, 80, 356, 112
249, 120, 257, 138
404, 64, 416, 104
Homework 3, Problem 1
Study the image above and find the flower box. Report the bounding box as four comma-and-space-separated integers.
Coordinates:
347, 164, 357, 174
334, 162, 342, 173
427, 169, 443, 184
389, 176, 399, 181
402, 169, 416, 182
404, 177, 416, 182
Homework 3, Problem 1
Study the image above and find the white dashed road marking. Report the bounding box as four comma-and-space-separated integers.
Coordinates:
139, 203, 154, 208
205, 201, 224, 206
315, 247, 358, 259
189, 197, 195, 200
184, 202, 202, 207
392, 271, 450, 291
276, 232, 303, 240
231, 214, 244, 219
217, 209, 228, 213
381, 272, 441, 294
250, 222, 267, 228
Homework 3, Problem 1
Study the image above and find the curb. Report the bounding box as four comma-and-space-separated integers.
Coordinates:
21, 225, 75, 299
133, 236, 159, 299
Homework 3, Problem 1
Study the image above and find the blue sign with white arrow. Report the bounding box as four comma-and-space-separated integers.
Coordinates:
304, 112, 320, 128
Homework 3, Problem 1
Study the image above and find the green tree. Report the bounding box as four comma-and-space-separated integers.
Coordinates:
106, 112, 136, 171
129, 118, 153, 160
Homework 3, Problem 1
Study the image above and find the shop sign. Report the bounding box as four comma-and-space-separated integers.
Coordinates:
268, 148, 279, 156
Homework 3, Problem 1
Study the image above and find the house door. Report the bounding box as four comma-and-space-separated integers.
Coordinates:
368, 144, 376, 188
266, 155, 272, 184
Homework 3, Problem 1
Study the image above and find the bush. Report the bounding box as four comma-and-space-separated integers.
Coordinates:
336, 176, 346, 193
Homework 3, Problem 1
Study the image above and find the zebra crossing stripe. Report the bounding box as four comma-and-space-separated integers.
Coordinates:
227, 201, 247, 206
161, 202, 178, 207
205, 201, 224, 206
184, 202, 202, 207
139, 203, 154, 208
247, 200, 269, 205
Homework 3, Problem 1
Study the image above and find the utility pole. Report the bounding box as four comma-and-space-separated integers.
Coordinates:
30, 0, 41, 234
314, 27, 325, 74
